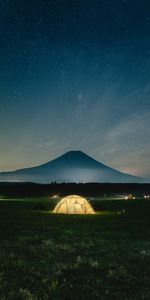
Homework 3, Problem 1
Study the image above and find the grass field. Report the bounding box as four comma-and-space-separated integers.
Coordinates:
0, 197, 150, 300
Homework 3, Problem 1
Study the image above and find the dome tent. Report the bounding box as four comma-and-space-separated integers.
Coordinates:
53, 195, 95, 214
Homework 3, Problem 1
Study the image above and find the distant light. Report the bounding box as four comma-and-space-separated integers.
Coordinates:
125, 194, 135, 200
49, 194, 59, 199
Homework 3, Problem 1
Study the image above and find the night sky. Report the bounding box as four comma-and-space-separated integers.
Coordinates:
0, 0, 150, 179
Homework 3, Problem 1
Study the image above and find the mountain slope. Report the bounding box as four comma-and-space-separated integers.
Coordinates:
0, 150, 144, 183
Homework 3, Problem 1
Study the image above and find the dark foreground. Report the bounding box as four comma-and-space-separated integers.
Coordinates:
0, 198, 150, 300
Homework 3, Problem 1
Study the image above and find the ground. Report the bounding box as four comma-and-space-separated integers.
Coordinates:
0, 197, 150, 300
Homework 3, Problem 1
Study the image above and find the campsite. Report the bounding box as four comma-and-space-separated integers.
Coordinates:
0, 196, 150, 300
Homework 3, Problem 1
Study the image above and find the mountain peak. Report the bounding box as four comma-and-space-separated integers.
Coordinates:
63, 150, 87, 157
57, 150, 99, 164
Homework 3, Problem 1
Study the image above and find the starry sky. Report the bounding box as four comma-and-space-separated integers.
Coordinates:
0, 0, 150, 179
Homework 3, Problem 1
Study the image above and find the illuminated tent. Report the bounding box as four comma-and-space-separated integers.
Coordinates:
53, 195, 95, 214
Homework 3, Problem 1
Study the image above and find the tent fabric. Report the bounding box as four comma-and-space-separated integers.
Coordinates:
53, 195, 95, 214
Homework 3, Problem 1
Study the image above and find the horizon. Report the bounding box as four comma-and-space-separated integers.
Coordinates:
0, 1, 150, 180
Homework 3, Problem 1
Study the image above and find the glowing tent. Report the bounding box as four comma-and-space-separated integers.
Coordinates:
53, 195, 95, 214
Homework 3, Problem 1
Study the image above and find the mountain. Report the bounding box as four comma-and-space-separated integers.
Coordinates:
0, 150, 144, 183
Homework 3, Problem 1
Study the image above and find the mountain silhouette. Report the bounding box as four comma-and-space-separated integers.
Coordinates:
0, 150, 143, 183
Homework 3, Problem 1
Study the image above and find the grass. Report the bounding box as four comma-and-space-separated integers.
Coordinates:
0, 197, 150, 300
